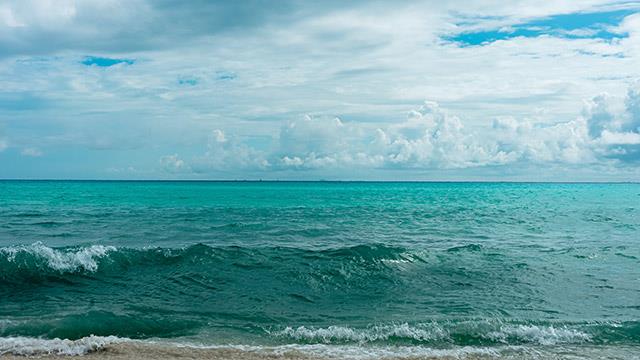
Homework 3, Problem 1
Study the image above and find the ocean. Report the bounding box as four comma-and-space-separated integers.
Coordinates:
0, 181, 638, 359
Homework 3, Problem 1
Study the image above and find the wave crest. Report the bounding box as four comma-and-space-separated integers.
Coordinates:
0, 335, 122, 356
0, 242, 115, 273
488, 325, 592, 345
0, 243, 419, 279
272, 323, 593, 346
273, 323, 448, 344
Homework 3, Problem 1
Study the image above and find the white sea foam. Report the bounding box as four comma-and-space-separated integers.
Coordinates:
267, 344, 500, 359
0, 335, 123, 356
486, 325, 592, 345
0, 242, 116, 272
0, 336, 504, 359
0, 336, 634, 359
155, 341, 501, 359
273, 323, 593, 346
272, 323, 449, 343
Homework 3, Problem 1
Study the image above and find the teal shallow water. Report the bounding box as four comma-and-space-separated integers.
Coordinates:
0, 181, 639, 356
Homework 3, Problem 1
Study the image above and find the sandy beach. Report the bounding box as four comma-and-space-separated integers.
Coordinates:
4, 342, 640, 360
0, 342, 491, 360
0, 342, 316, 360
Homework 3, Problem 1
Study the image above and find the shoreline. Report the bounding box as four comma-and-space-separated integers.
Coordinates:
1, 342, 318, 360
1, 338, 640, 360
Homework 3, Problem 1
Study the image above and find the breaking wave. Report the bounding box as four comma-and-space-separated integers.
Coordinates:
0, 242, 115, 274
0, 242, 424, 282
271, 323, 594, 346
0, 335, 122, 356
1, 242, 638, 348
272, 323, 448, 344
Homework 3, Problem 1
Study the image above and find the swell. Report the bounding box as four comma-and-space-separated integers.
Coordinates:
1, 243, 639, 346
0, 335, 122, 356
0, 242, 423, 281
0, 320, 640, 348
0, 242, 116, 275
269, 321, 640, 346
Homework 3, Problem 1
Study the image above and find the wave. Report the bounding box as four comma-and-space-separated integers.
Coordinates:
0, 336, 497, 359
271, 323, 449, 344
3, 315, 637, 348
0, 241, 517, 291
0, 242, 115, 274
2, 243, 638, 347
0, 335, 505, 358
0, 335, 123, 356
0, 242, 425, 280
0, 241, 492, 273
0, 311, 200, 340
485, 325, 591, 345
2, 336, 639, 359
271, 323, 594, 346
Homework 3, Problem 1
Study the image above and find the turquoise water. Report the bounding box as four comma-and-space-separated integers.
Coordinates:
0, 181, 639, 356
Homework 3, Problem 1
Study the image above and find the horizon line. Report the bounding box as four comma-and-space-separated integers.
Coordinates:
1, 179, 639, 184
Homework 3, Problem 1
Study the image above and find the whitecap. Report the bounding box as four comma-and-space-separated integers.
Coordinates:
486, 325, 591, 345
272, 323, 449, 344
0, 335, 123, 356
0, 242, 116, 272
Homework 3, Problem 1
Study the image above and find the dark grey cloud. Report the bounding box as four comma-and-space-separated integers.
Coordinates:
0, 0, 374, 58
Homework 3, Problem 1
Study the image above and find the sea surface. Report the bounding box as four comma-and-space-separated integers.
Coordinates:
0, 181, 639, 359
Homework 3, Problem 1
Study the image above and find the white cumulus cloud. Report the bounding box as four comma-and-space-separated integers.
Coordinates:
159, 154, 190, 174
160, 83, 640, 176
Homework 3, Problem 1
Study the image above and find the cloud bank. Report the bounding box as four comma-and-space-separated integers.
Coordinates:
167, 83, 640, 177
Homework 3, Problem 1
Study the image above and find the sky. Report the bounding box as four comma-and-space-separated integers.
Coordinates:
1, 0, 640, 180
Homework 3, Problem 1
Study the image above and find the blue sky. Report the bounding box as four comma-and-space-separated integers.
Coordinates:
1, 0, 640, 180
448, 9, 636, 45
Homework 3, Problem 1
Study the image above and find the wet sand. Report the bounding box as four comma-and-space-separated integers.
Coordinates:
0, 342, 498, 360
2, 342, 639, 360
1, 342, 316, 360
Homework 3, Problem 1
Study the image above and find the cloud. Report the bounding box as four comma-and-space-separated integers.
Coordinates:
1, 1, 640, 179
587, 82, 640, 162
160, 83, 640, 175
624, 81, 640, 132
581, 83, 640, 140
0, 0, 359, 58
20, 147, 42, 157
188, 130, 269, 173
273, 116, 362, 169
376, 102, 512, 169
160, 154, 190, 173
263, 104, 517, 171
600, 130, 640, 144
267, 97, 597, 170
582, 93, 617, 138
491, 116, 593, 164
